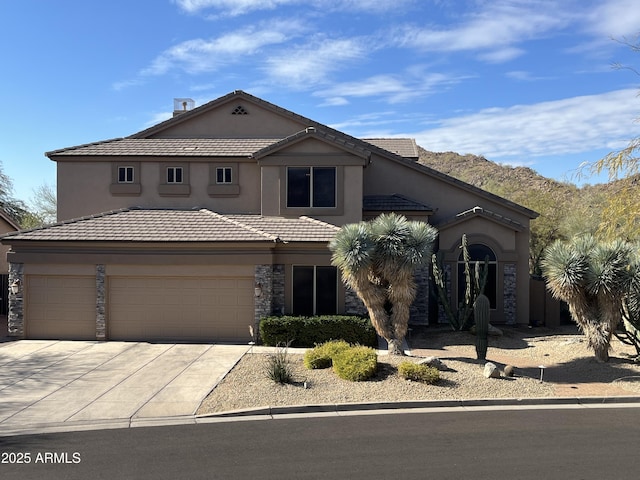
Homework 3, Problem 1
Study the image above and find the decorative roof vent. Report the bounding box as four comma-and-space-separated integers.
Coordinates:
232, 105, 248, 115
173, 98, 195, 117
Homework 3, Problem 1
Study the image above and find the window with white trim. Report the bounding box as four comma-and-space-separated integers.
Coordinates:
292, 266, 338, 315
118, 166, 134, 183
216, 166, 232, 184
167, 167, 183, 184
286, 166, 336, 208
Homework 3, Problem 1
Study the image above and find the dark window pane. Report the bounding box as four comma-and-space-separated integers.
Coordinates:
118, 167, 133, 183
175, 168, 183, 183
287, 167, 310, 207
457, 263, 497, 309
460, 244, 496, 262
293, 266, 314, 315
168, 168, 175, 183
224, 168, 232, 183
313, 167, 336, 207
315, 266, 337, 315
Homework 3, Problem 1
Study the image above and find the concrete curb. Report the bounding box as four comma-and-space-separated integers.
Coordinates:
196, 395, 640, 419
3, 396, 640, 437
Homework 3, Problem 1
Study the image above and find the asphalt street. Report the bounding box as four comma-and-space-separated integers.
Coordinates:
2, 407, 640, 480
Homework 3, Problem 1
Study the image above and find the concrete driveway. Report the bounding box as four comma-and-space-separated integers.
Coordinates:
0, 340, 248, 435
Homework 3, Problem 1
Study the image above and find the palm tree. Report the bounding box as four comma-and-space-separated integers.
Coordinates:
329, 213, 438, 355
541, 235, 640, 362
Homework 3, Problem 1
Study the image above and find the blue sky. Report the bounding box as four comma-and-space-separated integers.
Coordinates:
2, 0, 639, 207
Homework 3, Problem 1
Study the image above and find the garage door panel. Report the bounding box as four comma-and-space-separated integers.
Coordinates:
108, 275, 253, 342
26, 275, 95, 340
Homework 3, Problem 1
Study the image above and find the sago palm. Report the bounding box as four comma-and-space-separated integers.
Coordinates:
541, 235, 640, 362
329, 213, 438, 355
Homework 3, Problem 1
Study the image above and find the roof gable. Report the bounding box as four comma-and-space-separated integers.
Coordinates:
436, 206, 525, 232
253, 127, 371, 161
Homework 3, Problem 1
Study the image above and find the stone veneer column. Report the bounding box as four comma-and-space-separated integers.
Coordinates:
96, 264, 106, 340
503, 263, 517, 325
7, 263, 24, 338
344, 287, 367, 316
271, 265, 285, 316
409, 265, 430, 325
254, 265, 285, 342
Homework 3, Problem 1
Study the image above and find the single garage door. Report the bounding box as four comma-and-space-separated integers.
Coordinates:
26, 275, 96, 339
108, 276, 254, 342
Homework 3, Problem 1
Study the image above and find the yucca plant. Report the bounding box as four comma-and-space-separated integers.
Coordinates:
329, 213, 438, 355
541, 235, 640, 362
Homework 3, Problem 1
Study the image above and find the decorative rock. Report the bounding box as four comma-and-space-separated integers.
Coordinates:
503, 365, 515, 377
483, 362, 501, 378
418, 356, 446, 371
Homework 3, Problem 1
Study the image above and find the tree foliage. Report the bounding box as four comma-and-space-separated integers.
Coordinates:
329, 213, 438, 355
541, 235, 640, 362
579, 36, 640, 241
0, 162, 30, 227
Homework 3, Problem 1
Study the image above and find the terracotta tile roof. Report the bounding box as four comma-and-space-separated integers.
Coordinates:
46, 138, 280, 157
363, 194, 433, 212
225, 215, 340, 242
363, 139, 419, 159
1, 209, 339, 243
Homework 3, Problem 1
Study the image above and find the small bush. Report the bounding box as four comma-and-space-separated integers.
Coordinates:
332, 346, 378, 381
303, 340, 351, 369
259, 315, 377, 347
398, 361, 440, 384
264, 344, 293, 384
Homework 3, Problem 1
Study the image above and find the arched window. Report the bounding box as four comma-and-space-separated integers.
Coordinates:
458, 244, 497, 309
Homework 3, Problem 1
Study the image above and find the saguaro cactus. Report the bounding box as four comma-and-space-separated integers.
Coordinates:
474, 294, 490, 360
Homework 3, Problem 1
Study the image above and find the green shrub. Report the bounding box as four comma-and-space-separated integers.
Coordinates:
332, 346, 378, 381
259, 316, 377, 347
264, 344, 294, 384
303, 340, 351, 369
398, 361, 440, 384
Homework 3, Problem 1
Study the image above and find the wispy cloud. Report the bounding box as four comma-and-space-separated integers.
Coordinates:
583, 0, 640, 38
174, 0, 415, 16
262, 37, 367, 87
142, 22, 302, 76
409, 88, 639, 159
393, 1, 570, 62
314, 67, 470, 105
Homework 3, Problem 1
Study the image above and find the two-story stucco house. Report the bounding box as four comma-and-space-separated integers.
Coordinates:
2, 90, 537, 342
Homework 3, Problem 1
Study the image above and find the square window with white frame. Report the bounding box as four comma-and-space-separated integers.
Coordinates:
118, 166, 134, 183
216, 166, 233, 184
167, 166, 183, 184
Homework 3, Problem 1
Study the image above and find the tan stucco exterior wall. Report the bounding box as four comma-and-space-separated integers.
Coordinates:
57, 159, 263, 221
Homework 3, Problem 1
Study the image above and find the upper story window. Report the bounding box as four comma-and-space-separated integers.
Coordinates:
216, 167, 232, 184
287, 166, 336, 208
167, 167, 183, 184
118, 166, 134, 183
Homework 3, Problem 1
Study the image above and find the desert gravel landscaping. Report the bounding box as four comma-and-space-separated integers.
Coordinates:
197, 325, 640, 415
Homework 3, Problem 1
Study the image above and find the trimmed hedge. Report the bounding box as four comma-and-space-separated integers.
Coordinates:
332, 346, 378, 381
303, 340, 351, 369
398, 361, 440, 384
259, 315, 377, 347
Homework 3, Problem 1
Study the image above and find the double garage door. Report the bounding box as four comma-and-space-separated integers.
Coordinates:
26, 274, 254, 342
